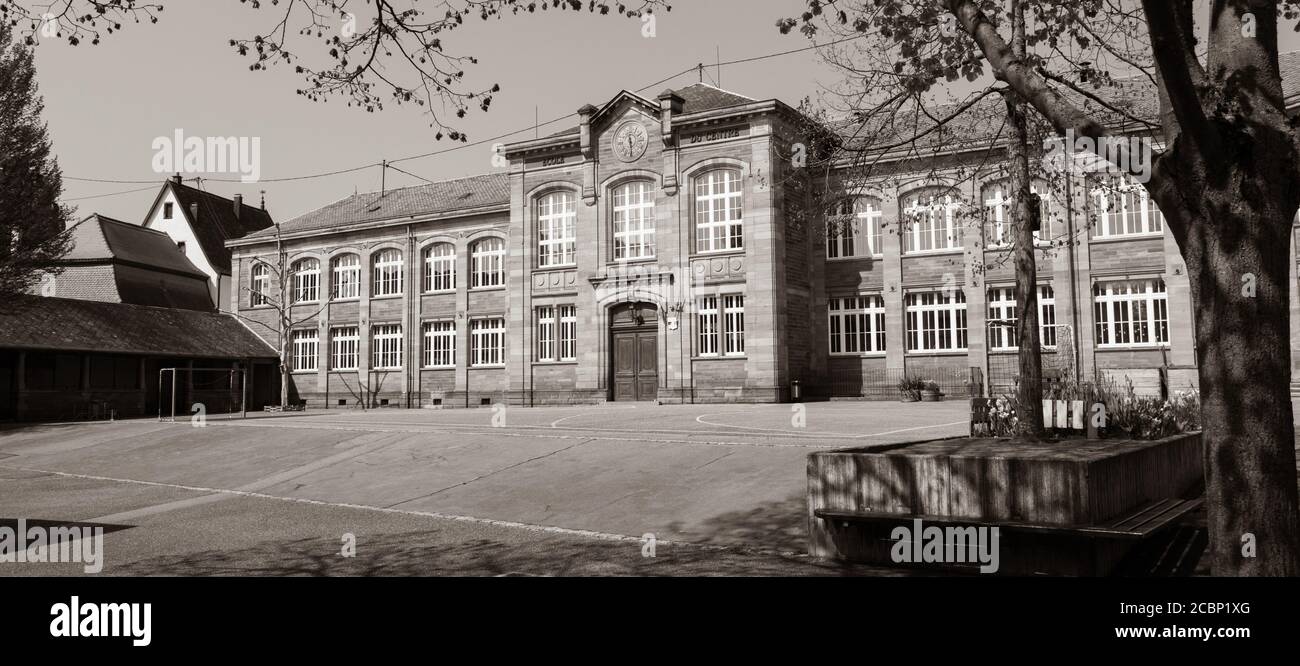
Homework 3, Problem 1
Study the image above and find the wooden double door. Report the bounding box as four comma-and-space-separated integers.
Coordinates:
610, 302, 658, 402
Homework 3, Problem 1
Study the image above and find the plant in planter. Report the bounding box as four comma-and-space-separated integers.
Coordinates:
897, 375, 926, 402
920, 381, 945, 402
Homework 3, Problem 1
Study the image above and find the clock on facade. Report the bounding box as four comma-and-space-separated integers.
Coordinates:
612, 121, 649, 162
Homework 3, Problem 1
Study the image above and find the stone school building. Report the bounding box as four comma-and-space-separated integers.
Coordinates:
226, 81, 1249, 409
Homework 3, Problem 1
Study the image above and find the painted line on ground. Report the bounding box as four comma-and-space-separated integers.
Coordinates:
201, 420, 851, 449
693, 412, 968, 438
0, 463, 808, 560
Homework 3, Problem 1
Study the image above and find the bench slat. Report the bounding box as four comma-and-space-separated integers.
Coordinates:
814, 498, 1203, 541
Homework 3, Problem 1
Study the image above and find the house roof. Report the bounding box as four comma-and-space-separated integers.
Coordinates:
66, 214, 207, 279
244, 172, 509, 240
0, 295, 277, 358
148, 181, 274, 274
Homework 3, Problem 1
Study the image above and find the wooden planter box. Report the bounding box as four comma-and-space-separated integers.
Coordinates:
807, 433, 1203, 575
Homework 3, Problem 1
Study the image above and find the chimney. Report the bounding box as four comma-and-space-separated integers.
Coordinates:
171, 173, 183, 185
190, 202, 198, 221
233, 194, 243, 220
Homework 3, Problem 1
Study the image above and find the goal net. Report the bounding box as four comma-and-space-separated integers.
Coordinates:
158, 368, 247, 422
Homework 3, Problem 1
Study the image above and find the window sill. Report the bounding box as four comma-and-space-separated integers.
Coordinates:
371, 367, 403, 371
693, 354, 747, 361
422, 289, 456, 296
1095, 344, 1170, 351
469, 286, 507, 292
470, 364, 506, 369
692, 249, 745, 258
902, 248, 963, 257
904, 350, 969, 356
1090, 233, 1163, 244
421, 365, 456, 370
370, 294, 404, 300
328, 369, 359, 373
291, 301, 321, 306
606, 257, 657, 266
826, 255, 883, 262
330, 297, 360, 303
533, 361, 578, 366
291, 370, 318, 374
536, 264, 577, 271
830, 352, 887, 358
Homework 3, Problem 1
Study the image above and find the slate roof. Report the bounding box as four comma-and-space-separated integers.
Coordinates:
0, 295, 277, 358
158, 181, 274, 274
66, 214, 207, 279
546, 82, 759, 137
245, 172, 509, 239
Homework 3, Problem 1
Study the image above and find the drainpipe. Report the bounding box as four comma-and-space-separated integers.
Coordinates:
1064, 169, 1083, 384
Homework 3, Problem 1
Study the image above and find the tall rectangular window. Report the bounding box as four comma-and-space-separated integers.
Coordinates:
559, 305, 576, 361
903, 194, 962, 253
422, 321, 455, 368
828, 295, 886, 354
371, 324, 403, 369
1092, 175, 1164, 237
827, 198, 884, 258
1038, 286, 1057, 348
537, 191, 577, 267
471, 318, 505, 366
1094, 279, 1168, 347
291, 329, 319, 371
905, 290, 968, 352
694, 169, 743, 253
987, 286, 1058, 350
536, 306, 557, 362
330, 326, 359, 370
613, 182, 656, 260
698, 295, 745, 357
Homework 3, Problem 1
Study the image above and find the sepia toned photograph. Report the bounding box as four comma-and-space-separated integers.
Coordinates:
0, 0, 1295, 650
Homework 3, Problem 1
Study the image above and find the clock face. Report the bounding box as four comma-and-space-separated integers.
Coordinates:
613, 122, 649, 162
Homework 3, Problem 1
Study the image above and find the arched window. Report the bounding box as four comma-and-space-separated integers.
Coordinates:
694, 169, 743, 253
983, 181, 1054, 248
826, 197, 883, 259
902, 191, 962, 254
471, 237, 505, 288
423, 243, 456, 292
372, 249, 404, 297
1091, 175, 1164, 238
331, 253, 360, 300
537, 191, 576, 267
250, 262, 270, 307
612, 181, 655, 260
290, 258, 320, 303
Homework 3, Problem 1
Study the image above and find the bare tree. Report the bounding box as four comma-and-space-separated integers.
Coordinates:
784, 0, 1300, 576
1, 0, 669, 137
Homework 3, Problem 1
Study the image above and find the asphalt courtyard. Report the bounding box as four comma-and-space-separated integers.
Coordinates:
0, 400, 968, 576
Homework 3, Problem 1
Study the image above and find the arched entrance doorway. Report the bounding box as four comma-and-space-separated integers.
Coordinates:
609, 301, 658, 401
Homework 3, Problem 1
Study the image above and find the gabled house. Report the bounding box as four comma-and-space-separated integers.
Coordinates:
41, 213, 215, 311
142, 176, 274, 310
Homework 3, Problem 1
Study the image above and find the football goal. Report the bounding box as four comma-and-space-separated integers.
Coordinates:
158, 367, 247, 422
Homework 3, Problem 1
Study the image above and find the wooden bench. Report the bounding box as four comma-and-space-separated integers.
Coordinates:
814, 497, 1203, 541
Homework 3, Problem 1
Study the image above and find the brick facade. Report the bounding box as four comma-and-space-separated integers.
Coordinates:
226, 83, 1210, 408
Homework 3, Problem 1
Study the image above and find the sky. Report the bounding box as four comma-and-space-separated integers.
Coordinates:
29, 1, 1300, 224
33, 0, 837, 223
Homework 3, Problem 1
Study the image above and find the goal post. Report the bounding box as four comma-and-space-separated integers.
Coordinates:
158, 368, 248, 422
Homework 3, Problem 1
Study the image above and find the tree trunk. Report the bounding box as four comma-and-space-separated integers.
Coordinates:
1004, 0, 1043, 439
1181, 199, 1300, 575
